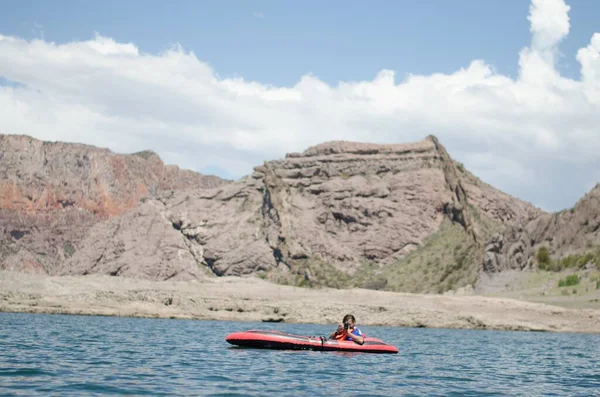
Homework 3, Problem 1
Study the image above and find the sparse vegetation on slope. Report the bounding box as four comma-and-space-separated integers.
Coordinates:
383, 219, 479, 293
262, 257, 351, 289
372, 204, 502, 294
537, 246, 600, 272
350, 261, 388, 291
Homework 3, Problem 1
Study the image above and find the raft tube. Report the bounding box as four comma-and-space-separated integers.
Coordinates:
225, 330, 398, 354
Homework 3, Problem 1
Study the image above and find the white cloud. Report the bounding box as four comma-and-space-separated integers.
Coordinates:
528, 0, 570, 61
253, 12, 265, 19
0, 0, 599, 212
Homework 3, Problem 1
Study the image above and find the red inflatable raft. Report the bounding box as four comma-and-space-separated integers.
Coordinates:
225, 330, 398, 354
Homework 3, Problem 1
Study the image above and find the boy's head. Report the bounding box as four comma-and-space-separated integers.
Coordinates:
343, 314, 356, 329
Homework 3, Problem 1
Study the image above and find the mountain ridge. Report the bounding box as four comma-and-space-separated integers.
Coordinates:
3, 132, 597, 295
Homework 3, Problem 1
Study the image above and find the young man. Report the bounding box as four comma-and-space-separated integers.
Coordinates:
329, 314, 364, 345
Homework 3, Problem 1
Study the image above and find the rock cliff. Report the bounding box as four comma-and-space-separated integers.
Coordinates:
4, 133, 563, 291
482, 184, 600, 274
52, 135, 540, 288
0, 134, 226, 274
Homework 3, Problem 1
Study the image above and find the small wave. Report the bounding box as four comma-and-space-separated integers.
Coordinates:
0, 368, 49, 377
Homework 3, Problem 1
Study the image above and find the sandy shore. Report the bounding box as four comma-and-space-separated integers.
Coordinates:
1, 271, 599, 334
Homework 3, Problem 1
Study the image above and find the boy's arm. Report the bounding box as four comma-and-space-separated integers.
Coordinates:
345, 330, 364, 345
329, 324, 344, 339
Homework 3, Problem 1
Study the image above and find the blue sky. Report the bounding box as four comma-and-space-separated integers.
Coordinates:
1, 0, 600, 211
2, 0, 598, 85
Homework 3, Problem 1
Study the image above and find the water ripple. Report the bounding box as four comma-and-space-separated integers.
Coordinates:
1, 313, 599, 395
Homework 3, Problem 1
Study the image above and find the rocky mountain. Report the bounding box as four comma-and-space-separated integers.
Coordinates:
483, 183, 600, 275
0, 134, 227, 275
12, 133, 596, 293
34, 134, 539, 291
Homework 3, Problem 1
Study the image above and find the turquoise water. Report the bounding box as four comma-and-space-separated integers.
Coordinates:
0, 313, 599, 396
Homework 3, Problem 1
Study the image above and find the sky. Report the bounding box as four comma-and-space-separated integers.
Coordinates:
0, 0, 599, 212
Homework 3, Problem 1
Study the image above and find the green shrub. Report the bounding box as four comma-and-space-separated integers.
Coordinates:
558, 275, 580, 287
596, 280, 600, 290
537, 247, 550, 268
63, 243, 75, 258
540, 247, 600, 272
298, 278, 312, 288
558, 252, 594, 269
133, 150, 154, 160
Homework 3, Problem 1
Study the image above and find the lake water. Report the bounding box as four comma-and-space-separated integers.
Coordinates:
0, 313, 599, 396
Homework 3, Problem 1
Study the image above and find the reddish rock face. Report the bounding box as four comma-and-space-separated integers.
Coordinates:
0, 135, 224, 217
0, 134, 226, 274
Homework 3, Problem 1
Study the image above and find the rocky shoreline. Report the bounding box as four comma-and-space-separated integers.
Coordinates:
2, 271, 599, 334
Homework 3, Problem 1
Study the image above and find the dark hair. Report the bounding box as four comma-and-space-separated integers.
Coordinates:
343, 314, 356, 323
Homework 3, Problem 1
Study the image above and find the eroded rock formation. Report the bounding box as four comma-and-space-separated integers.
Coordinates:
483, 184, 600, 273
53, 135, 539, 282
